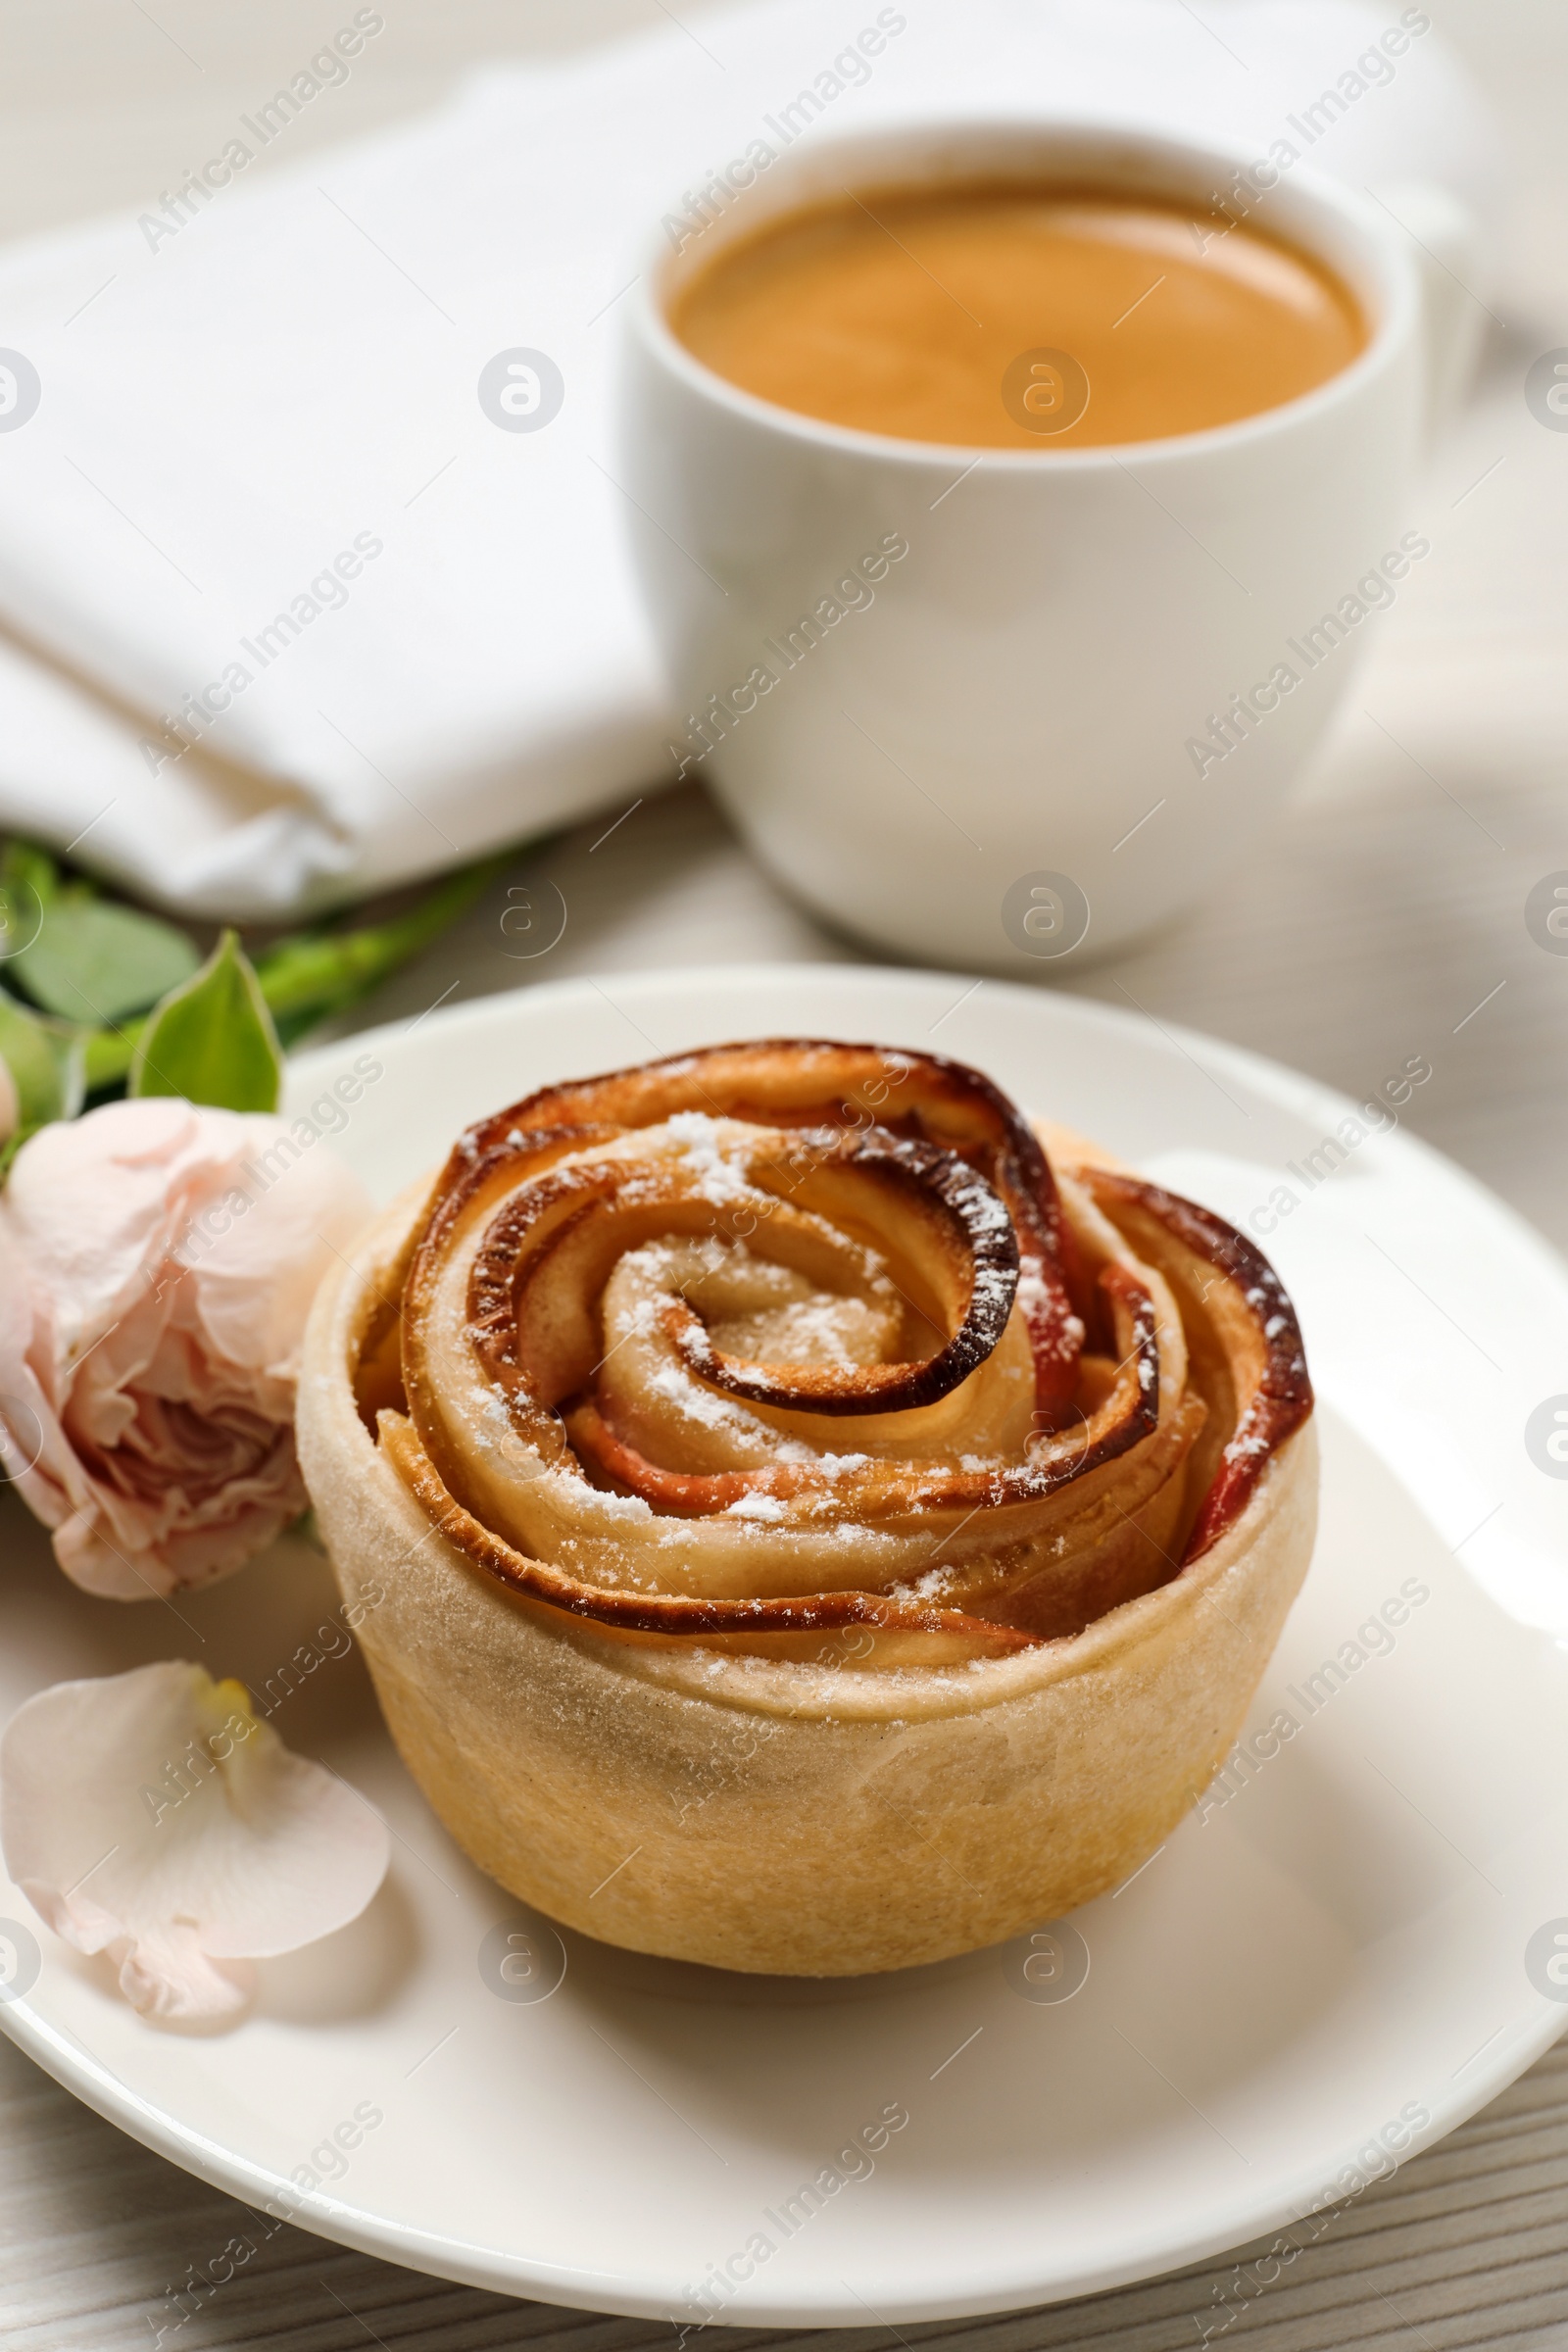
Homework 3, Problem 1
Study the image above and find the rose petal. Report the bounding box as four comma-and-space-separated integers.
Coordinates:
187, 1135, 371, 1380
0, 1099, 371, 1596
0, 1212, 72, 1524
0, 1662, 391, 2018
3, 1099, 215, 1359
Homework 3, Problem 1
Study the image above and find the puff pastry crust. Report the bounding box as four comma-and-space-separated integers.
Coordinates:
298, 1041, 1317, 1974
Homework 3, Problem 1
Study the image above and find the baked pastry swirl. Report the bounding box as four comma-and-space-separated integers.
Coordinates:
299, 1040, 1317, 1975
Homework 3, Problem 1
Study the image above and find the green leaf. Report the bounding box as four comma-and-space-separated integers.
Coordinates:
1, 838, 62, 908
129, 930, 282, 1112
11, 896, 201, 1023
75, 846, 522, 1098
0, 991, 84, 1169
0, 841, 53, 969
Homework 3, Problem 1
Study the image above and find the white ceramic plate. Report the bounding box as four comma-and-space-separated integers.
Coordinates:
5, 964, 1568, 2327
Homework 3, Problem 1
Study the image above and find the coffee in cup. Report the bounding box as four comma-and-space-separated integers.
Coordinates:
624, 118, 1467, 967
670, 180, 1366, 449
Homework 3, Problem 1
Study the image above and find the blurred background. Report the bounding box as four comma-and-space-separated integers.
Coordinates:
3, 0, 1564, 1236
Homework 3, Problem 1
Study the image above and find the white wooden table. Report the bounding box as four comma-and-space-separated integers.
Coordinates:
5, 3, 1568, 2344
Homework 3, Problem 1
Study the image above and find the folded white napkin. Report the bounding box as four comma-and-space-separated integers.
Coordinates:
0, 0, 1499, 917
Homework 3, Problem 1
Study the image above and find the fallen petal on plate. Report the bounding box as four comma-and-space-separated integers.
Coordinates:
0, 1661, 391, 2019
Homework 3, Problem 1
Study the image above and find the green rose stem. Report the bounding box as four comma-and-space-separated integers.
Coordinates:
79, 851, 512, 1096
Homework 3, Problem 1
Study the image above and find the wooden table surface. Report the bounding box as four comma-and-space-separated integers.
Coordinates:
5, 2, 1568, 2345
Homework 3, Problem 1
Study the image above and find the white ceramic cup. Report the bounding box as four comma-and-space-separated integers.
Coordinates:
619, 117, 1471, 969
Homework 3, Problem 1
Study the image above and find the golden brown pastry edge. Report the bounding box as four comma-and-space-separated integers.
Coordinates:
298, 1170, 1318, 1976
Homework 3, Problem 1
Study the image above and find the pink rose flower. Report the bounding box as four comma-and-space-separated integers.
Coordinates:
0, 1098, 371, 1598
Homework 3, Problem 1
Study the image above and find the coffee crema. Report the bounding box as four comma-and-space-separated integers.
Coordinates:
670, 180, 1367, 449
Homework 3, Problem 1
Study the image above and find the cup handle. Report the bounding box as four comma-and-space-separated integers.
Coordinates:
1364, 179, 1488, 445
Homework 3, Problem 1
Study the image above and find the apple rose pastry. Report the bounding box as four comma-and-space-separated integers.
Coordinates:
298, 1041, 1316, 1975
